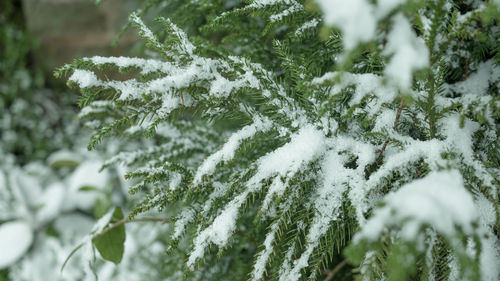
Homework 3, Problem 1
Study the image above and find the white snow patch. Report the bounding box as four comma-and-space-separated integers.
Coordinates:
295, 19, 320, 36
188, 126, 325, 269
383, 13, 429, 91
63, 161, 110, 211
251, 222, 279, 281
357, 170, 477, 241
446, 60, 500, 96
251, 125, 325, 184
68, 70, 100, 88
0, 221, 33, 269
194, 117, 272, 184
315, 0, 376, 49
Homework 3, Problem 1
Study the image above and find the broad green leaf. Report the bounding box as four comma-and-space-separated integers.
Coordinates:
92, 207, 126, 264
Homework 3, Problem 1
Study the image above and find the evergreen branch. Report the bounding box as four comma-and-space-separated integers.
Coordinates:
57, 1, 500, 280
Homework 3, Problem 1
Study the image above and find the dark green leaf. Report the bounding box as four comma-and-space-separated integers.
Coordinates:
92, 207, 126, 264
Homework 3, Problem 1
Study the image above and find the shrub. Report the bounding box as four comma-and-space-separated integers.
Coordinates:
58, 1, 500, 280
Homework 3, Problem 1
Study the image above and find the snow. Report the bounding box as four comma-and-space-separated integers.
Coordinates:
250, 125, 325, 183
0, 171, 9, 220
475, 194, 496, 228
383, 14, 429, 91
294, 19, 319, 36
53, 214, 95, 242
69, 70, 100, 88
315, 1, 429, 90
278, 242, 296, 279
168, 172, 182, 190
161, 17, 196, 56
474, 193, 500, 281
250, 0, 298, 9
373, 109, 396, 131
0, 221, 33, 269
345, 73, 396, 106
63, 161, 110, 211
87, 56, 175, 75
279, 150, 348, 281
187, 193, 245, 269
188, 126, 325, 269
479, 232, 500, 281
172, 208, 196, 240
446, 60, 500, 96
201, 181, 230, 215
313, 71, 399, 117
356, 170, 477, 241
69, 15, 309, 134
47, 150, 82, 167
35, 183, 65, 225
315, 0, 376, 49
55, 4, 500, 280
376, 0, 406, 17
269, 2, 301, 22
260, 176, 286, 214
251, 222, 279, 281
129, 13, 163, 52
315, 0, 407, 49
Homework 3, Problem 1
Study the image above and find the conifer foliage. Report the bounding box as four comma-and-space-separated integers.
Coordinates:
58, 0, 500, 280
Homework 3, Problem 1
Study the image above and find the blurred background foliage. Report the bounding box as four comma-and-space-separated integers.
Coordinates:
0, 0, 74, 163
0, 1, 172, 280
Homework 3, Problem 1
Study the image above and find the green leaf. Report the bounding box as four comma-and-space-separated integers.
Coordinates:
49, 159, 80, 169
47, 150, 81, 169
78, 186, 101, 192
92, 207, 126, 264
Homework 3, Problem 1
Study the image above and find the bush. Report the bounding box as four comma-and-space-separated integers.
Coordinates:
59, 0, 499, 280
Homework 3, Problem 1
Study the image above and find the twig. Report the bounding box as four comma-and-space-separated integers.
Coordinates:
376, 100, 404, 161
463, 54, 470, 81
324, 260, 348, 281
179, 92, 185, 105
95, 217, 172, 238
461, 30, 478, 81
393, 99, 404, 131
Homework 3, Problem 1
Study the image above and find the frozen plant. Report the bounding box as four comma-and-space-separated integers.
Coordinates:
58, 0, 500, 280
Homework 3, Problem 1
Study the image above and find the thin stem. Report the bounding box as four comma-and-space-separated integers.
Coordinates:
427, 73, 437, 139
324, 260, 348, 281
94, 217, 172, 238
179, 92, 185, 105
377, 99, 404, 161
463, 54, 471, 81
393, 99, 404, 131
